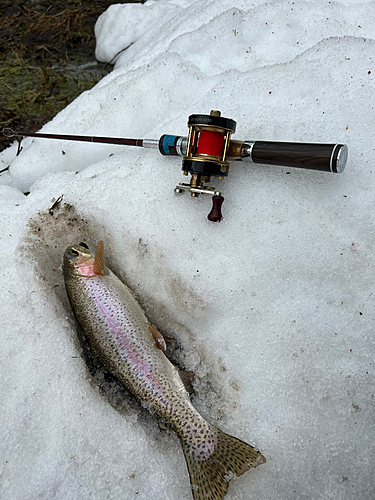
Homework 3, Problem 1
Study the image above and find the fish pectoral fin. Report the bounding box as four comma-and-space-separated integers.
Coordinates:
149, 324, 166, 352
93, 241, 107, 276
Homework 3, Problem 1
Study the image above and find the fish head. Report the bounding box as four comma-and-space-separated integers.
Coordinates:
64, 241, 107, 278
64, 242, 96, 277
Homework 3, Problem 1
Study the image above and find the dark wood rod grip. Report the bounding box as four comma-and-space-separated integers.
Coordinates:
250, 141, 348, 173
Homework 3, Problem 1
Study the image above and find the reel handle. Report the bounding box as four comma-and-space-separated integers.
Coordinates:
233, 141, 348, 173
207, 195, 224, 222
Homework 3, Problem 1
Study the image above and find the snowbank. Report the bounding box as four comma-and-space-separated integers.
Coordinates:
1, 1, 374, 499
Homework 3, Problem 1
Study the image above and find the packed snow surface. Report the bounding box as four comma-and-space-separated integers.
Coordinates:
1, 1, 374, 499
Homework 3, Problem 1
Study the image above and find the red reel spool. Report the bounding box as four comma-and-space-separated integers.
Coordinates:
196, 131, 225, 157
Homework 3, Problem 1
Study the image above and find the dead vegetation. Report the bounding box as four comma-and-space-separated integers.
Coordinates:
0, 0, 145, 152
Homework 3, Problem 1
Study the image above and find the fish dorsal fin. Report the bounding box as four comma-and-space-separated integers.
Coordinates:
93, 241, 106, 276
149, 324, 166, 351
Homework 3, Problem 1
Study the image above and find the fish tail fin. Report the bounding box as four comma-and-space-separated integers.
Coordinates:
181, 425, 265, 500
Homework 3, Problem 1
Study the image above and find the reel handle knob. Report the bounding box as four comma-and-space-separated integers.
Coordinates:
208, 195, 224, 222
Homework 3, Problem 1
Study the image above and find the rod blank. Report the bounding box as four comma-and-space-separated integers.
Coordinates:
1, 129, 143, 147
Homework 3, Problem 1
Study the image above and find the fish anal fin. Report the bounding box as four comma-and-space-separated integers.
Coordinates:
93, 241, 107, 276
179, 369, 195, 396
149, 324, 166, 351
181, 426, 265, 500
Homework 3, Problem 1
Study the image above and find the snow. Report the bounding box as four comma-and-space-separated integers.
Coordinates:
1, 0, 374, 499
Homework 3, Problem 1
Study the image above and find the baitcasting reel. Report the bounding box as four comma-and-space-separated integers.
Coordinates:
175, 110, 235, 222
168, 110, 347, 221
1, 109, 348, 221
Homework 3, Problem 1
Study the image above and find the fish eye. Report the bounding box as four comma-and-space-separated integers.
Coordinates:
69, 249, 79, 257
79, 242, 89, 249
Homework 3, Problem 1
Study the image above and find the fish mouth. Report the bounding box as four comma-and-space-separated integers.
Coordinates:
65, 244, 92, 261
65, 248, 80, 260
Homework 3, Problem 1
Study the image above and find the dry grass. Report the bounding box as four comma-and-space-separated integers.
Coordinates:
0, 0, 144, 152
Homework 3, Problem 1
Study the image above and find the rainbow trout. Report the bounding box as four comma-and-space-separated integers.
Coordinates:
63, 241, 265, 500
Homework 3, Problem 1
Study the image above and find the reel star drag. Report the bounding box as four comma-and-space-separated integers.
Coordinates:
2, 110, 348, 221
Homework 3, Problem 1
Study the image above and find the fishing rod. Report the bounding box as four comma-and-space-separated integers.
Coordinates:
1, 110, 348, 221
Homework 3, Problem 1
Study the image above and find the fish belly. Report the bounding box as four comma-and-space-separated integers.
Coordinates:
65, 271, 199, 428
